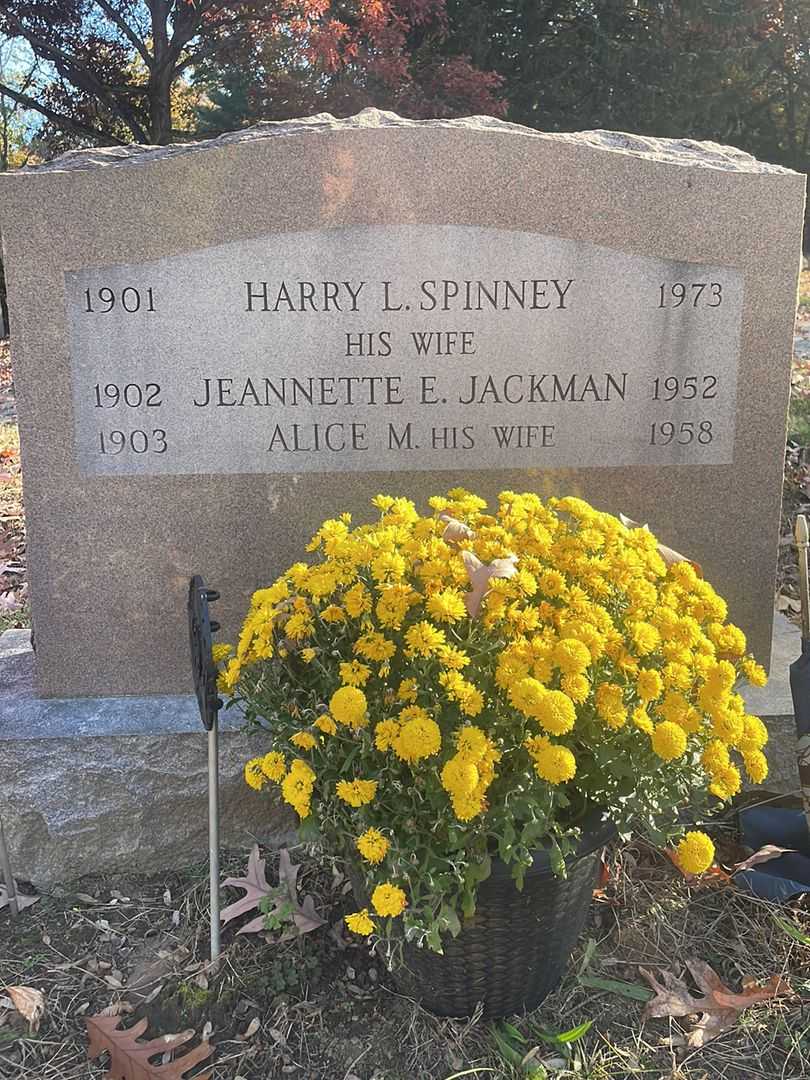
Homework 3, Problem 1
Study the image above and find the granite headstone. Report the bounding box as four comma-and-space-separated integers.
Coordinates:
0, 110, 805, 698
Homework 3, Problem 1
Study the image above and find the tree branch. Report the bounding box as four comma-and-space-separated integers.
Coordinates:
92, 0, 152, 66
0, 81, 127, 145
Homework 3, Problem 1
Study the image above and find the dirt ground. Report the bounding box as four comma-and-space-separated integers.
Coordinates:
2, 836, 810, 1080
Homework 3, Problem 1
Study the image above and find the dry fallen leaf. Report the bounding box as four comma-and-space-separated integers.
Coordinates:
733, 845, 795, 873
85, 1013, 212, 1078
439, 513, 475, 545
5, 986, 45, 1032
461, 550, 518, 617
0, 886, 40, 913
220, 846, 326, 937
640, 960, 791, 1046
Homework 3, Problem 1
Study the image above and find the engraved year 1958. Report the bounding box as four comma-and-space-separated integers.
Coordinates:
658, 283, 722, 308
84, 286, 155, 313
650, 420, 714, 445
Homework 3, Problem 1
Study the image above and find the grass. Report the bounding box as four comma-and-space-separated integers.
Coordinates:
1, 840, 809, 1079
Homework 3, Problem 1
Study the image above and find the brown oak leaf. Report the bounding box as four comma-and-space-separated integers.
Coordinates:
640, 960, 791, 1047
4, 986, 45, 1032
220, 846, 325, 937
85, 1014, 212, 1079
461, 550, 518, 617
0, 885, 40, 913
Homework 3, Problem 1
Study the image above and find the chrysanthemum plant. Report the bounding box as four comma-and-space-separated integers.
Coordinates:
219, 491, 768, 952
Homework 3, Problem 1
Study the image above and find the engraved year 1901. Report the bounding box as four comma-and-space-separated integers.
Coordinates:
84, 286, 155, 313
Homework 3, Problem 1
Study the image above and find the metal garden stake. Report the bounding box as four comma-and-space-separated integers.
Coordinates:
0, 813, 18, 917
789, 514, 810, 834
188, 576, 223, 962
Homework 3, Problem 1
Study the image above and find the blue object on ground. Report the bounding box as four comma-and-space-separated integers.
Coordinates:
735, 806, 810, 901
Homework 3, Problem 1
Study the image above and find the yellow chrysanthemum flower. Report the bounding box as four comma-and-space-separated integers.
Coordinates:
371, 883, 408, 917
525, 735, 576, 784
404, 620, 447, 657
356, 828, 390, 865
244, 758, 265, 791
676, 831, 715, 875
345, 909, 375, 936
374, 718, 401, 751
314, 714, 337, 735
393, 710, 442, 763
426, 588, 468, 624
335, 778, 378, 807
651, 720, 687, 762
291, 731, 317, 750
552, 637, 591, 675
212, 643, 233, 665
330, 686, 368, 729
636, 668, 663, 703
743, 749, 768, 784
260, 751, 286, 781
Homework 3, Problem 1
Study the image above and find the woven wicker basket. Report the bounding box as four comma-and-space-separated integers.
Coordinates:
392, 813, 614, 1018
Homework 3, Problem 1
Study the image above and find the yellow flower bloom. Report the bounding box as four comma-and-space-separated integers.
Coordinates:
393, 709, 442, 763
741, 658, 767, 687
356, 828, 390, 864
595, 683, 627, 730
676, 831, 715, 875
743, 749, 768, 784
631, 707, 654, 735
336, 778, 378, 807
636, 669, 662, 705
345, 909, 375, 936
651, 720, 687, 762
404, 620, 447, 657
455, 725, 489, 760
339, 660, 371, 687
211, 643, 233, 665
291, 731, 317, 750
561, 672, 590, 704
260, 751, 286, 781
371, 883, 407, 917
330, 686, 368, 729
441, 755, 480, 797
426, 588, 468, 624
244, 758, 265, 791
525, 735, 576, 784
314, 714, 337, 735
552, 637, 591, 675
397, 678, 418, 702
631, 621, 661, 657
374, 718, 401, 751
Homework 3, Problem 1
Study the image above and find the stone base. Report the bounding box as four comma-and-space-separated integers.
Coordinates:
741, 612, 803, 796
0, 630, 294, 887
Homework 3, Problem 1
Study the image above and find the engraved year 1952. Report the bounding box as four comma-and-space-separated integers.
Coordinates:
658, 283, 722, 308
651, 375, 718, 400
84, 286, 155, 313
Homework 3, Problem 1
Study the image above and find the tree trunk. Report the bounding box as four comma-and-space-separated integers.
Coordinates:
147, 0, 173, 144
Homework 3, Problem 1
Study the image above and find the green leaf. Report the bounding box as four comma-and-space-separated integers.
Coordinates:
500, 1021, 527, 1044
297, 817, 321, 843
491, 1025, 525, 1068
773, 914, 810, 946
577, 937, 598, 976
441, 904, 462, 938
533, 1019, 593, 1045
578, 974, 653, 1001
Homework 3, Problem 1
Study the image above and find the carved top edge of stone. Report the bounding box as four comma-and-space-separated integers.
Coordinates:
13, 108, 799, 177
